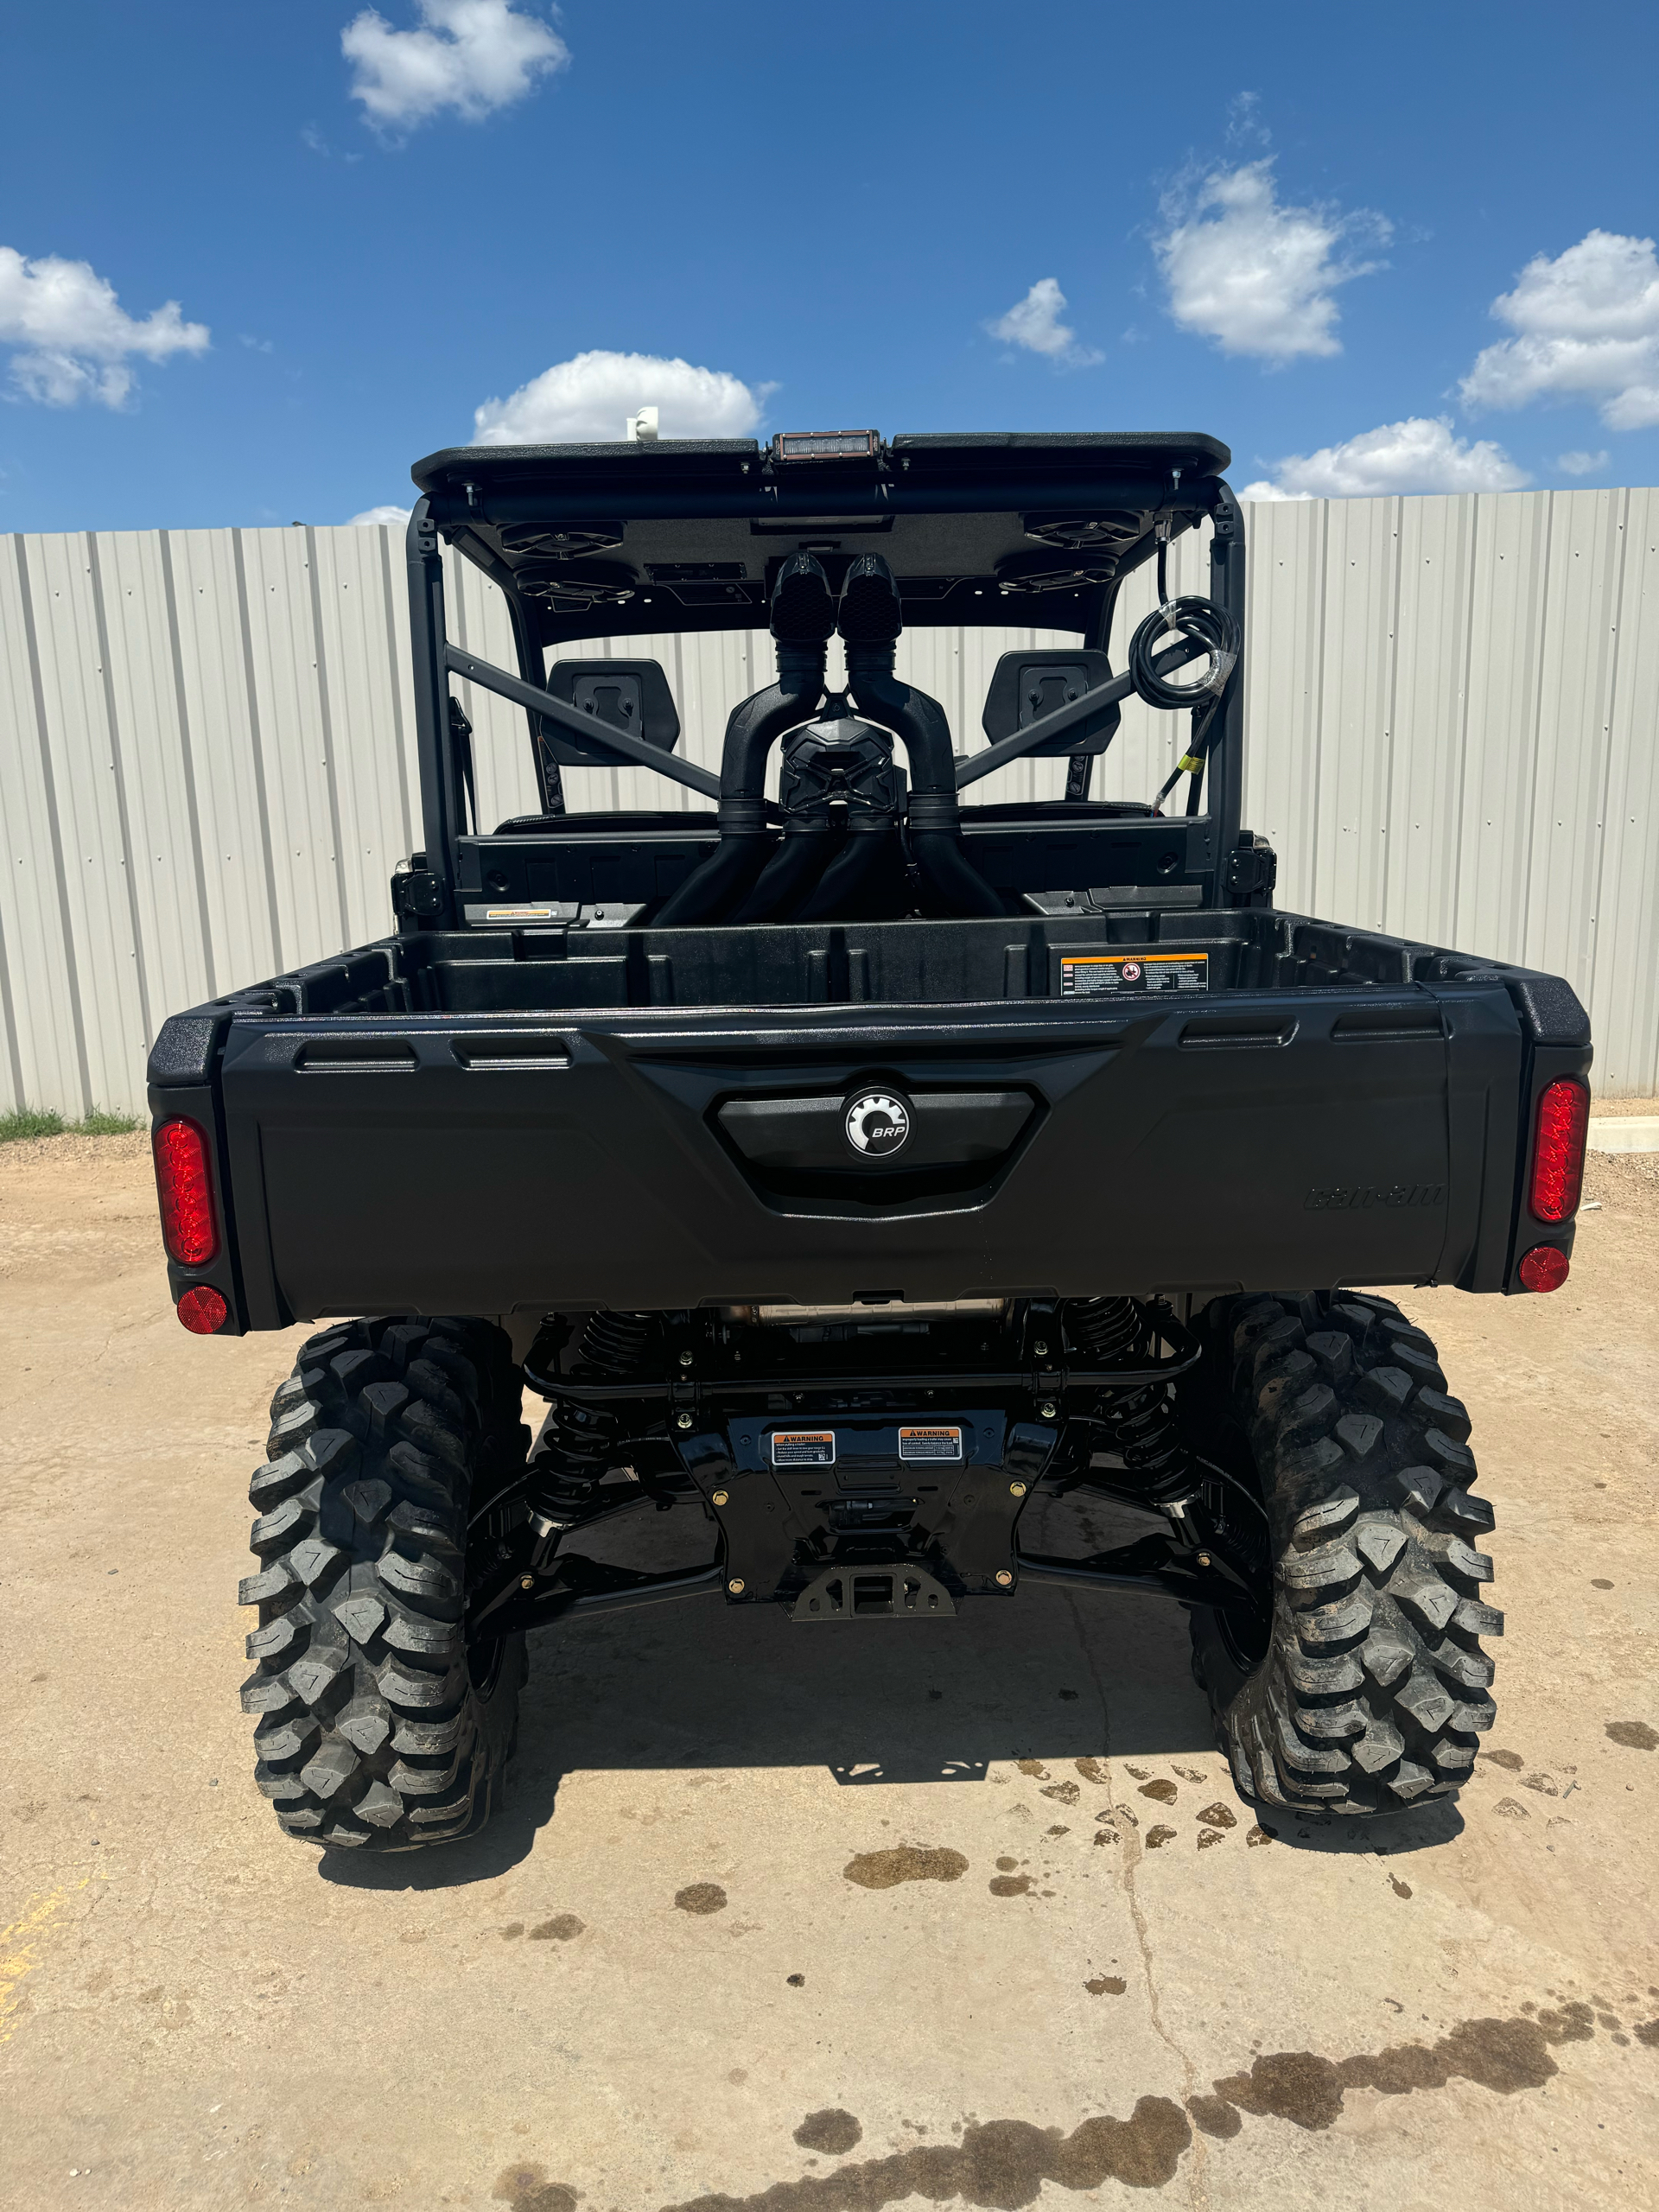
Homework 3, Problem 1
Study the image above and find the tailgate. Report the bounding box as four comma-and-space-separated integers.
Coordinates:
219, 981, 1524, 1325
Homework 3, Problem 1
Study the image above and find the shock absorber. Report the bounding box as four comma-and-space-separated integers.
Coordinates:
527, 1312, 653, 1563
1065, 1297, 1197, 1510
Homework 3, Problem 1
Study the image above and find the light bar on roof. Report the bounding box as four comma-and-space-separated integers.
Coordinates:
772, 429, 880, 461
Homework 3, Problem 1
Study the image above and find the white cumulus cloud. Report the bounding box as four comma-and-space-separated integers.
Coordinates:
0, 246, 208, 408
984, 278, 1102, 366
1154, 159, 1389, 363
344, 0, 569, 130
348, 504, 413, 525
1556, 449, 1609, 476
1459, 230, 1659, 430
1240, 416, 1529, 500
472, 350, 765, 444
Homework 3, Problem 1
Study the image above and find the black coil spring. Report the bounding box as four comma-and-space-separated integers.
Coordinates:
1065, 1296, 1195, 1504
530, 1311, 652, 1521
578, 1309, 652, 1374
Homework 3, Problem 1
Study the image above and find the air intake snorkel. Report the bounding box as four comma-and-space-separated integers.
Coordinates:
838, 556, 1005, 918
652, 555, 831, 926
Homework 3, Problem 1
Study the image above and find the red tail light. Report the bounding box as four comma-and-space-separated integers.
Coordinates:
154, 1117, 219, 1265
1528, 1077, 1589, 1224
1518, 1244, 1570, 1294
176, 1284, 228, 1333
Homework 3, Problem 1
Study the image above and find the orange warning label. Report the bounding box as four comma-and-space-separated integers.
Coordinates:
1060, 951, 1209, 995
898, 1425, 963, 1462
771, 1430, 836, 1466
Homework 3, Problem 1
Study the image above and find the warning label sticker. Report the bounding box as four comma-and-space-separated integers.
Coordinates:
1060, 952, 1210, 997
898, 1426, 963, 1463
772, 1430, 836, 1467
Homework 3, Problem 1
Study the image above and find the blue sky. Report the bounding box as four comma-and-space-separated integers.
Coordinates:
3, 0, 1658, 531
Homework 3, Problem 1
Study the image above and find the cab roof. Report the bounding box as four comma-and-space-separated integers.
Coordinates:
410, 429, 1233, 645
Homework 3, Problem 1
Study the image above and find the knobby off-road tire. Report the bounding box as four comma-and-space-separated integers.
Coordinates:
238, 1317, 530, 1851
1190, 1292, 1500, 1816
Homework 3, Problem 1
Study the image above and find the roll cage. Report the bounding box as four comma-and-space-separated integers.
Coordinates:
400, 430, 1255, 931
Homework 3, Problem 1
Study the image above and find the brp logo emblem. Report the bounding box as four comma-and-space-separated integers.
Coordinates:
844, 1090, 912, 1160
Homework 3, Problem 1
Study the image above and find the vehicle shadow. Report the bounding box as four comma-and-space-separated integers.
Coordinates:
317, 1489, 1459, 1889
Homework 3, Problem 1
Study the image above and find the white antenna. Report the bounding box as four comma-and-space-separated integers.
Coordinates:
625, 405, 659, 443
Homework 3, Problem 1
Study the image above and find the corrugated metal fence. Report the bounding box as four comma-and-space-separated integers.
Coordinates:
3, 487, 1656, 1116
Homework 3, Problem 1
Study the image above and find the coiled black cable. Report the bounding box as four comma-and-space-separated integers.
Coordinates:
1127, 533, 1241, 816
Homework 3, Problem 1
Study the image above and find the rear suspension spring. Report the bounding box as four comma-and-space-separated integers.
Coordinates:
1065, 1297, 1197, 1508
528, 1311, 654, 1553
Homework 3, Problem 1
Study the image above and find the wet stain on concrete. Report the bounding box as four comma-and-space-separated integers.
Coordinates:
1084, 1976, 1128, 1997
1073, 1758, 1110, 1785
1172, 1765, 1209, 1784
513, 1994, 1638, 2209
1186, 2095, 1243, 2139
499, 1922, 524, 1940
1144, 1826, 1177, 1850
493, 2162, 579, 2211
1015, 1760, 1050, 1780
995, 1856, 1019, 1872
1138, 1780, 1178, 1805
1212, 2001, 1597, 2131
1389, 1877, 1413, 1899
675, 1884, 728, 1916
786, 1974, 806, 1987
1494, 1797, 1529, 1819
1040, 1782, 1080, 1807
1591, 1577, 1615, 1590
989, 1875, 1033, 1897
1606, 1720, 1658, 1751
1197, 1831, 1225, 1851
842, 1847, 968, 1890
793, 2111, 862, 2155
528, 1915, 584, 1942
1196, 1803, 1237, 1830
658, 2098, 1192, 2209
1481, 1747, 1524, 1770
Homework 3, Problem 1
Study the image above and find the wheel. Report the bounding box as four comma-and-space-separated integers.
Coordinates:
1188, 1292, 1500, 1816
238, 1316, 531, 1851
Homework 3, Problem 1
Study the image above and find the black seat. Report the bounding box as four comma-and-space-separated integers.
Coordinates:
537, 658, 681, 769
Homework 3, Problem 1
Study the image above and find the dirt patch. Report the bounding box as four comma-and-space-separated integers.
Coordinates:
659, 2099, 1192, 2209
792, 2111, 862, 2155
842, 1847, 968, 1890
1084, 1976, 1127, 1997
528, 1915, 584, 1942
493, 2164, 578, 2212
674, 1884, 728, 1916
1606, 1720, 1657, 1751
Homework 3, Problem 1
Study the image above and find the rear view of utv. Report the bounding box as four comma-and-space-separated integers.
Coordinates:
148, 429, 1593, 1852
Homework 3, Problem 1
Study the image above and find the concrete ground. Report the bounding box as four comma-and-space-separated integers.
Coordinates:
1, 1129, 1656, 2212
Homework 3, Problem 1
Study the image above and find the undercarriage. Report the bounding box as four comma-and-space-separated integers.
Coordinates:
467, 1296, 1269, 1648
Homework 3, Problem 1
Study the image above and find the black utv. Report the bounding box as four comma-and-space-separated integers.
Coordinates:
147, 429, 1592, 1851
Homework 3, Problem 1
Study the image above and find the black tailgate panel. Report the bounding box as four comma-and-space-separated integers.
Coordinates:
221, 984, 1522, 1324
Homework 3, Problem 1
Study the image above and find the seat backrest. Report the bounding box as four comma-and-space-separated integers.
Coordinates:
540, 658, 682, 769
980, 649, 1119, 757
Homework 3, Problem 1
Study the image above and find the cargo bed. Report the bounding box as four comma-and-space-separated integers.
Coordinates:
148, 906, 1589, 1331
